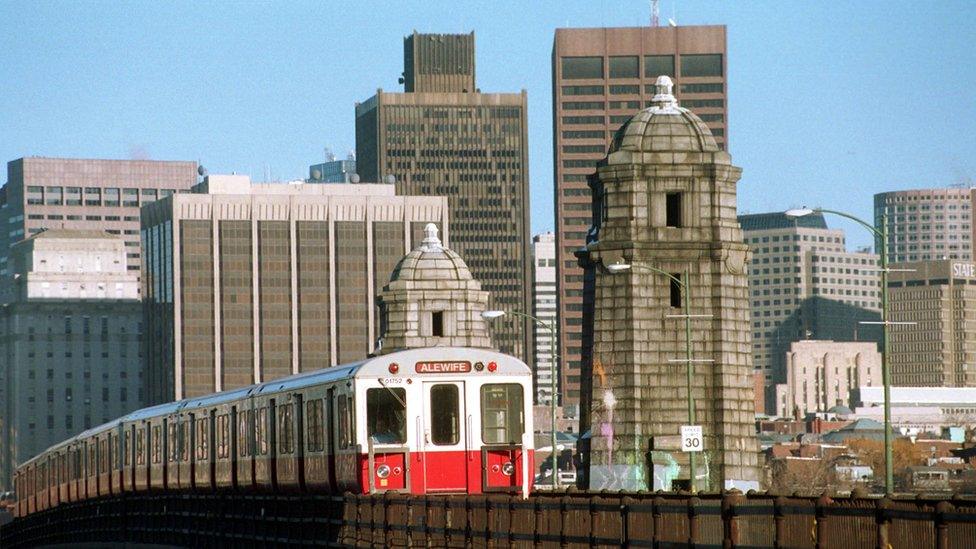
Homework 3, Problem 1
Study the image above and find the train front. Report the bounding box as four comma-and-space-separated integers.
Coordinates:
352, 347, 534, 496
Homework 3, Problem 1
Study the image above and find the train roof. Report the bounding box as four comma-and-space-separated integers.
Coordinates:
16, 347, 529, 470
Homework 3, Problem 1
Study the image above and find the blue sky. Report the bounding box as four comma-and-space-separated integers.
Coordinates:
1, 1, 974, 249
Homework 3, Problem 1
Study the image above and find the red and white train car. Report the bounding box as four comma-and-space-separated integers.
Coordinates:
13, 347, 534, 517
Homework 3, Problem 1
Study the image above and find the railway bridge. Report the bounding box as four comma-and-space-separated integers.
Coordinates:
3, 489, 976, 547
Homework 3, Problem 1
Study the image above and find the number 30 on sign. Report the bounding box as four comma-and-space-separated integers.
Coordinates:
681, 425, 703, 452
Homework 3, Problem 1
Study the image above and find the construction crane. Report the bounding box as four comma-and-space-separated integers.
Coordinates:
651, 0, 660, 27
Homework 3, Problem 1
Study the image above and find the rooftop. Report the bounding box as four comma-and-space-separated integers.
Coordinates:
738, 211, 829, 232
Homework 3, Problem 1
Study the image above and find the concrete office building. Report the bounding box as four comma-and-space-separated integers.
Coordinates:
0, 230, 142, 489
578, 76, 758, 491
874, 187, 974, 263
0, 157, 198, 280
531, 232, 558, 406
552, 25, 727, 416
888, 260, 976, 387
140, 174, 449, 404
739, 212, 882, 413
355, 31, 532, 364
774, 340, 881, 417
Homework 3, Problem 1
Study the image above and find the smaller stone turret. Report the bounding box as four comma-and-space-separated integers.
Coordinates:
375, 223, 493, 354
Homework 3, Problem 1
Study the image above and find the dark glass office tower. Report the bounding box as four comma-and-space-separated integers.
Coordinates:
356, 32, 532, 363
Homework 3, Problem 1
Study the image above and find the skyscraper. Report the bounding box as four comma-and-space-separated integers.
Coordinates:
355, 31, 532, 363
739, 212, 882, 413
552, 25, 727, 416
140, 174, 448, 404
874, 187, 974, 263
531, 232, 557, 406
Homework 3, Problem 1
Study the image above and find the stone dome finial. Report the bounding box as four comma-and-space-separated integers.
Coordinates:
421, 223, 442, 251
651, 75, 678, 109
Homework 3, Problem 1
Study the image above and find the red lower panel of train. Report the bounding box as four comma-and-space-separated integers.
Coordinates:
361, 448, 534, 494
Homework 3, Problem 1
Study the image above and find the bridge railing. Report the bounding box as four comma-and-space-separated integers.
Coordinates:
3, 489, 976, 547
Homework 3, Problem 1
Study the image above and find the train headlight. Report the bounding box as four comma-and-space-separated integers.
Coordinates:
376, 464, 391, 479
501, 462, 515, 476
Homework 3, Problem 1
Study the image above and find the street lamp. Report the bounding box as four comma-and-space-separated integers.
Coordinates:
785, 206, 900, 495
482, 309, 560, 488
606, 261, 705, 493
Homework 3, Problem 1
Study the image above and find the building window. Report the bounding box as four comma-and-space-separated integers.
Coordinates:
432, 311, 445, 337
561, 56, 603, 79
562, 85, 603, 95
681, 54, 723, 77
609, 55, 639, 78
644, 55, 674, 78
609, 84, 639, 95
666, 193, 683, 228
681, 83, 724, 94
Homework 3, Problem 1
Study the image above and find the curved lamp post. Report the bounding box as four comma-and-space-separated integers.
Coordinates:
606, 262, 704, 493
785, 207, 895, 495
482, 309, 560, 488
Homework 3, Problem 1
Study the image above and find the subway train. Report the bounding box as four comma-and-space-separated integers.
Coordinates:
13, 347, 534, 518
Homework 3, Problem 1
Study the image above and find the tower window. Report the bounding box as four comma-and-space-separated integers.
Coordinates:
432, 311, 444, 337
666, 193, 683, 227
670, 275, 683, 308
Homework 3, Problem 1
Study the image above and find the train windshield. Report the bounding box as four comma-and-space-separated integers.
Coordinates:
366, 388, 406, 444
481, 384, 524, 444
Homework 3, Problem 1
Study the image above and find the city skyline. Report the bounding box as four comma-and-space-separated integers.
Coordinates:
2, 1, 974, 251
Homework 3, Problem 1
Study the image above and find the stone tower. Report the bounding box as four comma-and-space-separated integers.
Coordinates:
578, 76, 760, 491
375, 223, 493, 354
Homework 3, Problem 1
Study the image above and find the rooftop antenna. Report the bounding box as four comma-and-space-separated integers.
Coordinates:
651, 0, 660, 27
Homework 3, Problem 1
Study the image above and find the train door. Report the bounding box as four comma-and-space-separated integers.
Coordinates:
421, 381, 467, 493
479, 383, 528, 493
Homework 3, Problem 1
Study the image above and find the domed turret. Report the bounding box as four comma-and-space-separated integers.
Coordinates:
607, 76, 723, 161
375, 223, 493, 354
387, 224, 477, 285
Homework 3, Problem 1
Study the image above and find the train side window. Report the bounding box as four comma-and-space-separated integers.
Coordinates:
367, 388, 406, 444
124, 431, 131, 466
306, 399, 324, 452
278, 404, 294, 454
197, 418, 209, 461
337, 395, 352, 449
429, 385, 460, 445
99, 438, 108, 474
179, 421, 189, 462
136, 428, 145, 465
217, 415, 229, 459
168, 422, 177, 462
256, 407, 269, 455
152, 425, 161, 464
238, 411, 250, 457
481, 384, 525, 444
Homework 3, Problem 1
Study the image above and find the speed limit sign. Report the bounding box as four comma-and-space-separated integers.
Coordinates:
681, 425, 703, 452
